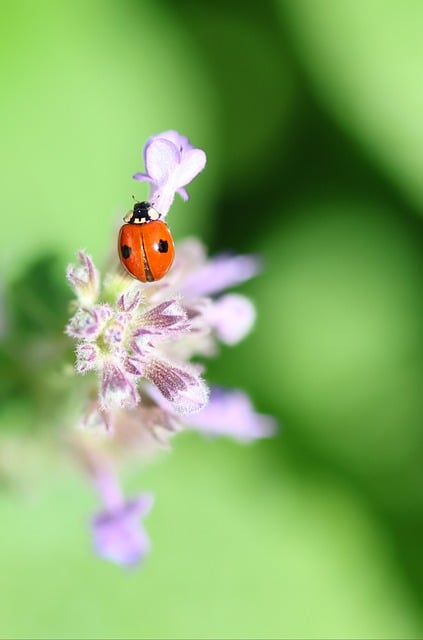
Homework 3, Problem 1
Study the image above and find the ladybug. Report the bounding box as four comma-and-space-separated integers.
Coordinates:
118, 201, 175, 282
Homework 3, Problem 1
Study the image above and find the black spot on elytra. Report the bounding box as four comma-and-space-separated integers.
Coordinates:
121, 245, 132, 259
157, 239, 168, 253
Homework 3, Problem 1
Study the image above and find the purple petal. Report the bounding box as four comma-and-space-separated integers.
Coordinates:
144, 138, 180, 184
174, 148, 206, 188
100, 361, 140, 410
133, 300, 189, 337
147, 130, 193, 153
92, 493, 154, 568
149, 183, 178, 217
177, 187, 189, 201
144, 358, 209, 415
187, 387, 277, 443
76, 343, 99, 373
182, 253, 262, 298
207, 294, 256, 345
117, 287, 142, 313
66, 305, 112, 340
132, 172, 153, 183
66, 251, 99, 305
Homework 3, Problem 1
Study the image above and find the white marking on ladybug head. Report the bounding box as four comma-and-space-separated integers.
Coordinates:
148, 206, 160, 221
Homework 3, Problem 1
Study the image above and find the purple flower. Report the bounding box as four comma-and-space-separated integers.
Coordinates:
92, 496, 154, 567
91, 468, 154, 567
205, 293, 256, 345
148, 384, 276, 443
187, 387, 277, 442
181, 248, 261, 298
133, 130, 206, 216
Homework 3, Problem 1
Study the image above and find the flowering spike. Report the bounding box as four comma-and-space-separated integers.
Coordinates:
64, 130, 276, 568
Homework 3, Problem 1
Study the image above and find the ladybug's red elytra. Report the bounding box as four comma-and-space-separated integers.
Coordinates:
118, 201, 175, 282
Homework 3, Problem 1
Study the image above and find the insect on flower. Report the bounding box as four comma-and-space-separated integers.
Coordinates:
118, 200, 175, 282
65, 130, 276, 568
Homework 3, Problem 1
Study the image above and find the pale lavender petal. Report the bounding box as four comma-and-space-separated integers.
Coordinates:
207, 294, 256, 345
149, 182, 178, 217
92, 493, 154, 568
177, 187, 189, 201
147, 130, 193, 153
182, 253, 262, 298
144, 358, 209, 415
66, 251, 99, 305
188, 387, 277, 442
144, 138, 180, 184
100, 361, 140, 410
132, 172, 153, 183
133, 300, 189, 338
174, 148, 206, 187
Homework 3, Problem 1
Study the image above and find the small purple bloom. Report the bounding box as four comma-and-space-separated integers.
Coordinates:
206, 293, 256, 345
133, 130, 206, 216
188, 387, 277, 443
182, 251, 261, 298
91, 467, 154, 567
92, 495, 154, 567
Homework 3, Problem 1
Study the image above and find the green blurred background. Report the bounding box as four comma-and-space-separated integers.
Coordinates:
2, 0, 423, 637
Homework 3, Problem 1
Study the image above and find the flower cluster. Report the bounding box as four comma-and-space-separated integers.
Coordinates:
66, 131, 276, 567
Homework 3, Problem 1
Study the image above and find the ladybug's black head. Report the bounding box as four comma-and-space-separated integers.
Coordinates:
124, 200, 160, 224
132, 201, 151, 222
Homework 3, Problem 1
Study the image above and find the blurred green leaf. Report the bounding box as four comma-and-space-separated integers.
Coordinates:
178, 4, 296, 189
0, 253, 72, 423
279, 0, 423, 212
0, 0, 221, 285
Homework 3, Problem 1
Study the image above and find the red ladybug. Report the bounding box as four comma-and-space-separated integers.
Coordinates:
118, 201, 175, 282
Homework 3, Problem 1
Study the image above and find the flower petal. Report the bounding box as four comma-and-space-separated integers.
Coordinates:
66, 305, 112, 340
188, 387, 277, 442
76, 343, 99, 373
208, 293, 256, 345
100, 361, 140, 410
147, 130, 193, 152
144, 358, 209, 415
66, 251, 99, 305
144, 138, 180, 184
132, 172, 153, 183
92, 493, 154, 568
133, 299, 189, 338
182, 253, 261, 297
174, 148, 206, 188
